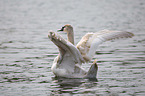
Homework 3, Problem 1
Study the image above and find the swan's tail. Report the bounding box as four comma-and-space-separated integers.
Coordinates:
85, 59, 98, 79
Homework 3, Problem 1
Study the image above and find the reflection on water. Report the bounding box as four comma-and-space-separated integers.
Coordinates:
51, 77, 98, 95
0, 0, 145, 95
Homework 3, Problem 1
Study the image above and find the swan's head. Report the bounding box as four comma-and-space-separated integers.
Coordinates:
58, 24, 73, 33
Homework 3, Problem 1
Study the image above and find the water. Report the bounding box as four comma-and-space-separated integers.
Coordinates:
0, 0, 145, 95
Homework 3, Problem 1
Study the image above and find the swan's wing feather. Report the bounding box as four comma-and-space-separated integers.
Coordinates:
48, 31, 84, 64
76, 33, 94, 61
76, 30, 134, 62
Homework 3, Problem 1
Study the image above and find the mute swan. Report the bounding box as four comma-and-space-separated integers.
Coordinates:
48, 24, 134, 79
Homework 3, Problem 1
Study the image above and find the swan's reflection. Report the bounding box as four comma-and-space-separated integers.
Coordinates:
51, 76, 98, 95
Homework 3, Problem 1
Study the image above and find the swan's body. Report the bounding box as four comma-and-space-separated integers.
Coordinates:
48, 24, 134, 79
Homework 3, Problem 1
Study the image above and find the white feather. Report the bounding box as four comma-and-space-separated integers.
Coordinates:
77, 30, 134, 61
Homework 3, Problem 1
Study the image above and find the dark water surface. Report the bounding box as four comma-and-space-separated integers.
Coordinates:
0, 0, 145, 96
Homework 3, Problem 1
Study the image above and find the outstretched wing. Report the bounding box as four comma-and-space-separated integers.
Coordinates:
48, 31, 85, 64
76, 30, 134, 62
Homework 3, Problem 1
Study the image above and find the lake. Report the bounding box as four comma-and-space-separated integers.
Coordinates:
0, 0, 145, 95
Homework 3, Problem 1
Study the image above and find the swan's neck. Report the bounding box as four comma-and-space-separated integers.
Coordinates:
67, 28, 74, 45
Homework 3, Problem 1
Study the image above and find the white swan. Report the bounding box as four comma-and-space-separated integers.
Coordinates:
48, 24, 134, 79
